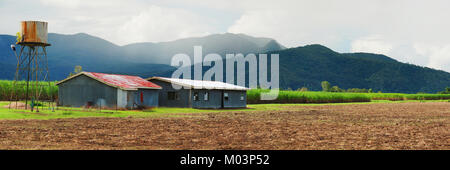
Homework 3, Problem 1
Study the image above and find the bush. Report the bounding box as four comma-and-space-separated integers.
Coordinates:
297, 87, 308, 92
321, 81, 331, 92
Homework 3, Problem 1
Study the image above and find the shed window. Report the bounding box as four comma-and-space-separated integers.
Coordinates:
168, 92, 179, 100
240, 94, 245, 101
204, 92, 209, 101
224, 92, 229, 101
193, 92, 199, 101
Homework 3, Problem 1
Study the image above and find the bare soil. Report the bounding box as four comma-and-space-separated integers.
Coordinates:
0, 102, 448, 150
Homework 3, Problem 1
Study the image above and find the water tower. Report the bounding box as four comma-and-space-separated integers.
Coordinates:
9, 21, 53, 112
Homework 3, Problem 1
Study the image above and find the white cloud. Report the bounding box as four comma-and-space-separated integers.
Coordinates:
116, 5, 214, 45
226, 0, 389, 49
350, 35, 393, 55
226, 0, 450, 72
414, 43, 450, 71
349, 37, 450, 72
0, 0, 218, 45
39, 0, 81, 9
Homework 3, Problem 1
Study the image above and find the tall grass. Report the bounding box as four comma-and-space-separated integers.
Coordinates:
247, 89, 450, 104
247, 89, 371, 104
364, 93, 450, 101
0, 80, 58, 101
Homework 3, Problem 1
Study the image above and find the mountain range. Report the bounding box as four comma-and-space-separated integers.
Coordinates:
0, 32, 449, 93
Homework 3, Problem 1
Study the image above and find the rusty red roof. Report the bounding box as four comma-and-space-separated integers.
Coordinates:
56, 72, 161, 90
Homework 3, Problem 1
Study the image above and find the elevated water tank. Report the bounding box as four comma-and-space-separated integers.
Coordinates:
19, 21, 48, 44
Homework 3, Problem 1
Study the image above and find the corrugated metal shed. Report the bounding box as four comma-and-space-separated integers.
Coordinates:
57, 72, 162, 90
147, 77, 249, 90
148, 78, 248, 109
57, 72, 161, 109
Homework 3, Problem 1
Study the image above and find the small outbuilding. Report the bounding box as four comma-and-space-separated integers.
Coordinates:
56, 72, 161, 109
147, 77, 249, 109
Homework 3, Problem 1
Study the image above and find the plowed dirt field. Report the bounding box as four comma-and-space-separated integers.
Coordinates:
0, 102, 448, 149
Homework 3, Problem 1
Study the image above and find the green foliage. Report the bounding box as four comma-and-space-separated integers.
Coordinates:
247, 89, 371, 104
437, 87, 450, 94
323, 81, 369, 93
331, 86, 344, 92
247, 89, 450, 104
321, 81, 331, 92
297, 87, 308, 92
68, 65, 83, 77
364, 93, 450, 101
74, 65, 83, 74
16, 32, 21, 43
0, 80, 58, 101
346, 88, 369, 93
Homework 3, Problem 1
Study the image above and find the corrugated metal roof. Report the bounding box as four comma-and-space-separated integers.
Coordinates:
148, 77, 249, 91
56, 72, 162, 90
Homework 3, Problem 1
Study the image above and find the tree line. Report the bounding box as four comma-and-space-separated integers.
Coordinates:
293, 81, 375, 93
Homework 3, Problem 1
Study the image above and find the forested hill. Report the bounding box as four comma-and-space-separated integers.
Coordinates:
274, 44, 450, 93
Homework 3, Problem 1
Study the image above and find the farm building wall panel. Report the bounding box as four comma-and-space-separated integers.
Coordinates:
191, 89, 222, 109
126, 89, 159, 109
149, 79, 247, 108
117, 89, 127, 108
149, 79, 191, 107
222, 90, 247, 108
57, 75, 118, 108
191, 89, 246, 108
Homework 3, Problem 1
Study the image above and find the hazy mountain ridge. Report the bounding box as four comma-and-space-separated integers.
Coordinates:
0, 32, 284, 80
122, 33, 285, 64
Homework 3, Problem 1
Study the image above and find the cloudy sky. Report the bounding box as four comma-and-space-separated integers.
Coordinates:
1, 0, 449, 72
